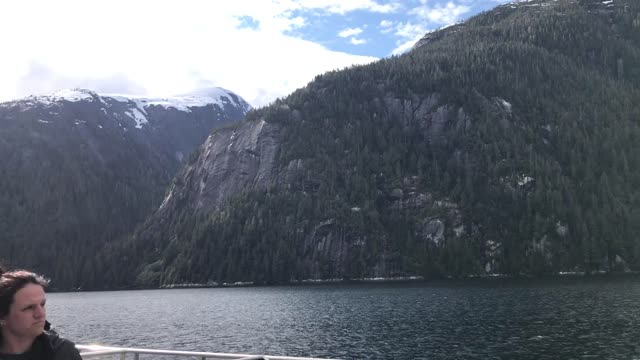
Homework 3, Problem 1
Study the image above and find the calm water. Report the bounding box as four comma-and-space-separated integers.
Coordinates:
46, 278, 640, 359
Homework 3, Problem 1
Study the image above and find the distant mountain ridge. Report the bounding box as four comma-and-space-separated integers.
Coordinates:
0, 87, 251, 289
100, 0, 640, 289
2, 87, 251, 112
0, 88, 251, 160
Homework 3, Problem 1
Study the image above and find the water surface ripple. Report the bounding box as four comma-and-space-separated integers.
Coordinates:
46, 278, 640, 359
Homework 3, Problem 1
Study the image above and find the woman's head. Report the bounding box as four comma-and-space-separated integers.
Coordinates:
0, 266, 49, 341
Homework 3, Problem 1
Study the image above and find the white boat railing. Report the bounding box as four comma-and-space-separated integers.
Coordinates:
77, 345, 339, 360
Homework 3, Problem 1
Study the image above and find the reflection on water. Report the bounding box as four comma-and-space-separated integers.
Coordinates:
47, 277, 640, 359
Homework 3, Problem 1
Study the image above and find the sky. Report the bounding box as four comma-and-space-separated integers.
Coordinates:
1, 0, 512, 108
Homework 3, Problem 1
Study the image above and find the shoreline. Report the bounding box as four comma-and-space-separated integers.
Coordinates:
52, 271, 640, 293
157, 271, 640, 290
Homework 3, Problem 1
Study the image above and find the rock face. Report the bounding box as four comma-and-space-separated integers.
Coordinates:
158, 119, 282, 214
127, 90, 482, 286
0, 88, 250, 289
159, 89, 479, 215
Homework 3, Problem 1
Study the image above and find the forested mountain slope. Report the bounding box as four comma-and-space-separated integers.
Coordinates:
0, 88, 250, 288
103, 0, 640, 288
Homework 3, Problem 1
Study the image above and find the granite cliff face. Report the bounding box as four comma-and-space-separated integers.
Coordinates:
125, 91, 494, 285
169, 93, 476, 211
153, 118, 283, 224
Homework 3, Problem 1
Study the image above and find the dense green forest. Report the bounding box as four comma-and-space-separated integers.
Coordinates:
0, 107, 172, 288
0, 91, 247, 290
15, 0, 640, 289
95, 0, 640, 289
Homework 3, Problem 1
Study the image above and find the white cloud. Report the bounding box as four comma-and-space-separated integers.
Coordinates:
388, 1, 471, 56
394, 22, 429, 40
0, 0, 378, 107
410, 1, 471, 25
350, 37, 367, 45
379, 20, 395, 34
288, 16, 308, 29
296, 0, 401, 15
339, 27, 364, 38
389, 22, 431, 56
391, 38, 420, 55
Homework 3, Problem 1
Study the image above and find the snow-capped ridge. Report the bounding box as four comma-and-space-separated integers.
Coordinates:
0, 88, 97, 109
104, 87, 252, 114
1, 87, 251, 115
0, 88, 252, 129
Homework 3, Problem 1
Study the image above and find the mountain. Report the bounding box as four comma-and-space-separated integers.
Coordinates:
82, 0, 640, 288
0, 88, 250, 289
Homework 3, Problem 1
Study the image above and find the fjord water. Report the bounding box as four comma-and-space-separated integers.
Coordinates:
47, 278, 640, 359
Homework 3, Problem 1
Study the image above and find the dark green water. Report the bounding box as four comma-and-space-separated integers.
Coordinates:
47, 277, 640, 359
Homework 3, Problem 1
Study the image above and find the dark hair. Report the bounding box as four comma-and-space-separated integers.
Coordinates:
0, 265, 49, 319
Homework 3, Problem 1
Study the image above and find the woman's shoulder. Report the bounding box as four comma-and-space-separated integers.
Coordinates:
39, 331, 82, 360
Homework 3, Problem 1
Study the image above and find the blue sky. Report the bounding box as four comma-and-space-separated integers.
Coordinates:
0, 0, 511, 107
281, 0, 508, 57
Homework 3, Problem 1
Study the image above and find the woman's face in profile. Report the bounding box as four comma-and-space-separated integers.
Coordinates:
2, 284, 47, 339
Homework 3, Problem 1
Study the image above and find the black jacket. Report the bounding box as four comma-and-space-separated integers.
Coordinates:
0, 322, 82, 360
37, 329, 82, 360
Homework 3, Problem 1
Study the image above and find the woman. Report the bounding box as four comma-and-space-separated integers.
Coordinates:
0, 266, 81, 359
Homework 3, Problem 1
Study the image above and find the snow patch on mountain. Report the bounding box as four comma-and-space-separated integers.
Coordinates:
105, 88, 250, 114
0, 88, 96, 109
125, 107, 149, 129
49, 89, 95, 102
